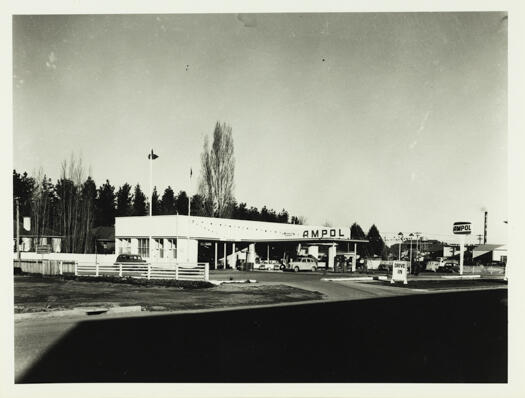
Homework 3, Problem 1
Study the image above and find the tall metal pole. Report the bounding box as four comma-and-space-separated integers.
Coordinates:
149, 150, 153, 262
16, 198, 20, 266
398, 233, 403, 260
459, 234, 465, 275
188, 168, 192, 217
409, 234, 413, 267
414, 232, 421, 262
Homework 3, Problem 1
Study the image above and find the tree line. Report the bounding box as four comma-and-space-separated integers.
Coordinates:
13, 161, 302, 254
14, 122, 388, 256
14, 164, 387, 257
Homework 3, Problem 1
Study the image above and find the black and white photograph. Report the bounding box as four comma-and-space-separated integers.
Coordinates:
3, 1, 525, 397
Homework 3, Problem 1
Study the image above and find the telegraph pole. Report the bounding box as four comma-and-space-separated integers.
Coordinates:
483, 211, 488, 244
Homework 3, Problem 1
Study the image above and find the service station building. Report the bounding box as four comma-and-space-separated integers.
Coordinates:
115, 215, 367, 270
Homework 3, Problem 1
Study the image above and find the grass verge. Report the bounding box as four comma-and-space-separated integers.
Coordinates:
370, 278, 507, 290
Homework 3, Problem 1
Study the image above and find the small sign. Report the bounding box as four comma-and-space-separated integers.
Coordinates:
23, 217, 31, 231
453, 222, 472, 235
391, 261, 408, 285
36, 244, 51, 254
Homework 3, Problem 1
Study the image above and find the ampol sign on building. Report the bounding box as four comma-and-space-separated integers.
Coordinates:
115, 215, 364, 268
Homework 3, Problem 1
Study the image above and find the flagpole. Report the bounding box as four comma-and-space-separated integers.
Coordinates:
187, 168, 192, 262
149, 149, 153, 263
188, 168, 192, 217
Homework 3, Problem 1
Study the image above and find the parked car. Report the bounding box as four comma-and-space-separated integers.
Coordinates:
258, 260, 279, 270
288, 257, 319, 272
114, 254, 147, 265
440, 262, 459, 273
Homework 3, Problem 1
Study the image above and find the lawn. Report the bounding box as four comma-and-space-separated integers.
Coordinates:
14, 275, 325, 313
369, 278, 508, 290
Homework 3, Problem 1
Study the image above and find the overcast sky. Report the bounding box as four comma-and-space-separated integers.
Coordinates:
13, 12, 508, 244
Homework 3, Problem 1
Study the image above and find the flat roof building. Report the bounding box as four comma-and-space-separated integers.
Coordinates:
115, 215, 367, 270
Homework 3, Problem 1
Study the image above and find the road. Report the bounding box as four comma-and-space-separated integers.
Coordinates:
15, 287, 507, 383
210, 269, 505, 300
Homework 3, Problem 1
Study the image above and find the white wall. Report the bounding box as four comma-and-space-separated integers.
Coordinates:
176, 238, 198, 263
493, 249, 507, 262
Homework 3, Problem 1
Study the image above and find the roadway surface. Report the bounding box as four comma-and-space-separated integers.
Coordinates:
210, 269, 505, 300
15, 275, 507, 383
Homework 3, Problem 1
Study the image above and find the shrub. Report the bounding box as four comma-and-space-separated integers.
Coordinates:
59, 274, 214, 289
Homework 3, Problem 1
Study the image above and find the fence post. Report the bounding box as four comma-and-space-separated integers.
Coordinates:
147, 263, 151, 280
176, 263, 179, 280
204, 263, 209, 281
74, 261, 78, 276
59, 261, 63, 275
96, 262, 99, 277
119, 263, 123, 277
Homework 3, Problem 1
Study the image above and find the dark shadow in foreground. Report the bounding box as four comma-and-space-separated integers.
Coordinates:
18, 289, 507, 383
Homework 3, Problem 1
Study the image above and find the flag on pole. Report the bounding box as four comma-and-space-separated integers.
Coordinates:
147, 149, 159, 160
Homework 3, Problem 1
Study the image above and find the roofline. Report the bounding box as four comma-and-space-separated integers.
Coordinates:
115, 235, 368, 243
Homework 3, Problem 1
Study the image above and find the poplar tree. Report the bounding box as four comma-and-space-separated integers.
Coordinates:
198, 122, 235, 218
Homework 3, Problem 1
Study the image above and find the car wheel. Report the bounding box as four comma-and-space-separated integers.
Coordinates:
294, 266, 300, 272
312, 266, 317, 272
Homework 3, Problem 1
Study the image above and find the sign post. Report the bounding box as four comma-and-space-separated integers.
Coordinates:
453, 222, 472, 275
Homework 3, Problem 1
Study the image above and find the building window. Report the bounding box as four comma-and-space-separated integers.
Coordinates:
138, 238, 149, 258
154, 238, 164, 258
119, 238, 131, 255
165, 238, 177, 259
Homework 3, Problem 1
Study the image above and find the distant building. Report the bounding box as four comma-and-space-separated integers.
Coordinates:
13, 222, 62, 253
472, 244, 507, 264
92, 226, 115, 254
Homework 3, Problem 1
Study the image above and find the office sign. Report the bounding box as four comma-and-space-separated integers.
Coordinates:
453, 222, 472, 235
302, 228, 350, 239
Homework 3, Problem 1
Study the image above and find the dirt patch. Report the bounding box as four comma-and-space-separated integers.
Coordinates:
14, 275, 324, 313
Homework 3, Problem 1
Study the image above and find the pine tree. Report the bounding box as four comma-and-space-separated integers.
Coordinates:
95, 180, 115, 226
366, 224, 385, 258
175, 191, 189, 215
116, 183, 133, 217
161, 186, 177, 215
351, 222, 371, 257
132, 184, 147, 216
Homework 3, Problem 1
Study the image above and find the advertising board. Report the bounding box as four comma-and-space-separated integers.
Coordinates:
391, 260, 408, 285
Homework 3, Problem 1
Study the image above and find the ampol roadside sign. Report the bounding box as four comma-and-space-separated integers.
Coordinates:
453, 222, 472, 235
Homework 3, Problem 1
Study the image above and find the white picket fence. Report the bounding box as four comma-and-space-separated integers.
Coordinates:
75, 262, 210, 281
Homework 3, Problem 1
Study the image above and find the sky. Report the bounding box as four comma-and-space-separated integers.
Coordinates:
12, 12, 508, 244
